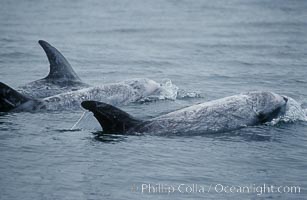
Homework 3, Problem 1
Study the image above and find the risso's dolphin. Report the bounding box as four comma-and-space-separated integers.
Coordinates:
17, 40, 89, 98
0, 78, 176, 112
81, 91, 289, 134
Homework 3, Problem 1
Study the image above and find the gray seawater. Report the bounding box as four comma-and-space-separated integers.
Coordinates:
1, 0, 307, 199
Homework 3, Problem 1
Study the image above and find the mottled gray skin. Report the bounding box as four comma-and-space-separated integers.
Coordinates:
18, 80, 89, 99
17, 40, 89, 98
13, 78, 161, 112
131, 91, 288, 134
17, 79, 90, 98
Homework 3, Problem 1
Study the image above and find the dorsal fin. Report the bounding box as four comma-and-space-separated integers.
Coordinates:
38, 40, 81, 82
81, 101, 142, 134
0, 82, 30, 112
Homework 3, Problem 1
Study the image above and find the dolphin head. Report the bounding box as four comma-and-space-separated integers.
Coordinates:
246, 91, 288, 123
123, 78, 161, 97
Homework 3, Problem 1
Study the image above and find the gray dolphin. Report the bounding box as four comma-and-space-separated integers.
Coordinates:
81, 91, 288, 134
17, 40, 89, 98
0, 78, 174, 112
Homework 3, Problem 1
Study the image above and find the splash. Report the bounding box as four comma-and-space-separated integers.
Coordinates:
158, 79, 179, 100
158, 79, 201, 99
137, 79, 178, 102
269, 96, 307, 125
138, 79, 201, 102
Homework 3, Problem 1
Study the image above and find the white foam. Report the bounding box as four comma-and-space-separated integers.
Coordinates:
137, 79, 179, 102
158, 79, 179, 100
269, 97, 307, 125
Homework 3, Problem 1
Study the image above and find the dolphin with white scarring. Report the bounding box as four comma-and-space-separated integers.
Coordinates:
0, 78, 177, 112
17, 40, 89, 98
81, 91, 289, 134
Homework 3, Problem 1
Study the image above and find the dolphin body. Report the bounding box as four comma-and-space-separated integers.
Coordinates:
0, 78, 169, 112
81, 91, 288, 134
17, 40, 89, 98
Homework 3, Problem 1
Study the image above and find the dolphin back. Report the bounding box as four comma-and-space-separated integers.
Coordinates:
38, 40, 82, 82
81, 101, 142, 133
0, 82, 30, 112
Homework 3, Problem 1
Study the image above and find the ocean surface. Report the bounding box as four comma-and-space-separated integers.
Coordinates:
1, 0, 307, 199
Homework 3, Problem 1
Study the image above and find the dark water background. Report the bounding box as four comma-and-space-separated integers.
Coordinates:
1, 0, 307, 199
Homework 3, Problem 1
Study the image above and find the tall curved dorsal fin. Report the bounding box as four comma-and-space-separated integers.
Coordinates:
81, 101, 142, 134
0, 82, 30, 112
38, 40, 82, 82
